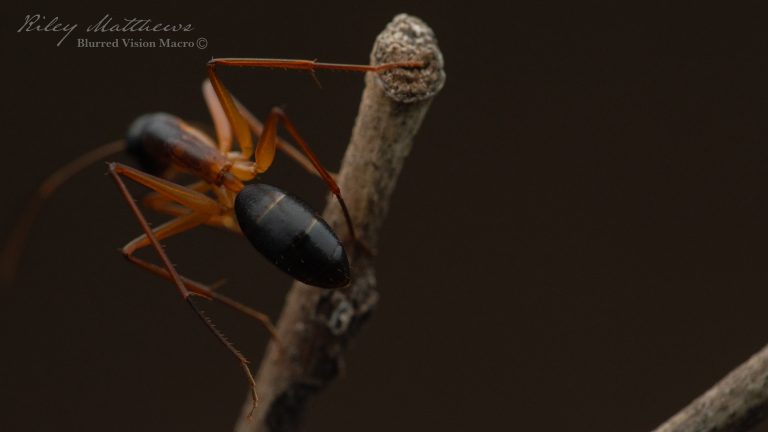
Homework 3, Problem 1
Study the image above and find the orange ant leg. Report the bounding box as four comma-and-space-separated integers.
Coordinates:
206, 57, 423, 161
202, 80, 233, 155
253, 108, 359, 246
108, 162, 260, 415
139, 181, 240, 233
233, 92, 326, 179
142, 180, 210, 217
121, 227, 280, 342
202, 79, 324, 179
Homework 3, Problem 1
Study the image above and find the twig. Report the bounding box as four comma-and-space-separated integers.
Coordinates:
653, 342, 768, 432
233, 14, 445, 432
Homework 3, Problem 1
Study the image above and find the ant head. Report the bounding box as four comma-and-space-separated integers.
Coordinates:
125, 113, 174, 177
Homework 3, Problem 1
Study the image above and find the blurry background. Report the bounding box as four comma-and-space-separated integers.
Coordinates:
2, 1, 768, 431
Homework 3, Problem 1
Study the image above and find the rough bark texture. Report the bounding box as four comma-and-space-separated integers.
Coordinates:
653, 343, 768, 432
233, 14, 445, 432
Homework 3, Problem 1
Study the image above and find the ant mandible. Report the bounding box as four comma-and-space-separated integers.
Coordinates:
1, 57, 421, 414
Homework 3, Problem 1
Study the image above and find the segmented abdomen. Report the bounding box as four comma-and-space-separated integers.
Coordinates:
234, 183, 350, 288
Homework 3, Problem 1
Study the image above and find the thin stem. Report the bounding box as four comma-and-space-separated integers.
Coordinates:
232, 14, 445, 432
653, 342, 768, 432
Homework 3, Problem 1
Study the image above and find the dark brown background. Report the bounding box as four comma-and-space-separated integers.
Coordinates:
2, 1, 768, 431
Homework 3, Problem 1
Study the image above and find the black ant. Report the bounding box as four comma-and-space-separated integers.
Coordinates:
1, 58, 422, 415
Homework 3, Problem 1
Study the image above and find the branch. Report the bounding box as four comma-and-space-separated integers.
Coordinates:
653, 342, 768, 432
233, 14, 445, 432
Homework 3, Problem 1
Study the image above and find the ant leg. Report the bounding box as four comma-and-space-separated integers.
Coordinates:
232, 93, 333, 180
202, 79, 324, 179
209, 58, 423, 77
108, 163, 259, 415
201, 80, 233, 155
111, 163, 222, 212
140, 181, 239, 233
253, 108, 359, 245
142, 180, 210, 217
119, 218, 280, 343
206, 58, 423, 161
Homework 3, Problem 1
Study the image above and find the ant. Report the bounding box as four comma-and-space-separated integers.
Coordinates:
1, 57, 422, 414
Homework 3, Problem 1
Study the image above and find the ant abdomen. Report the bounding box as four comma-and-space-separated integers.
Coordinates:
234, 183, 351, 289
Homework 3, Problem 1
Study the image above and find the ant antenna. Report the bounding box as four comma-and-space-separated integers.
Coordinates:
1, 140, 125, 285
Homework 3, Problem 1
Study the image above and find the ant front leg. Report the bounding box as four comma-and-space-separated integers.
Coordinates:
108, 163, 262, 414
253, 108, 365, 252
202, 79, 330, 180
206, 57, 423, 162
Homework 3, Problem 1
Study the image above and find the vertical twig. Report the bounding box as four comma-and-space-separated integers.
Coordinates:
233, 14, 445, 432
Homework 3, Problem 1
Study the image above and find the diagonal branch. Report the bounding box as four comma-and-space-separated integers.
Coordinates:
233, 14, 445, 432
653, 342, 768, 432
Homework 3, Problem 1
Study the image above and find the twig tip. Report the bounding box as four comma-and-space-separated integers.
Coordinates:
372, 14, 446, 103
